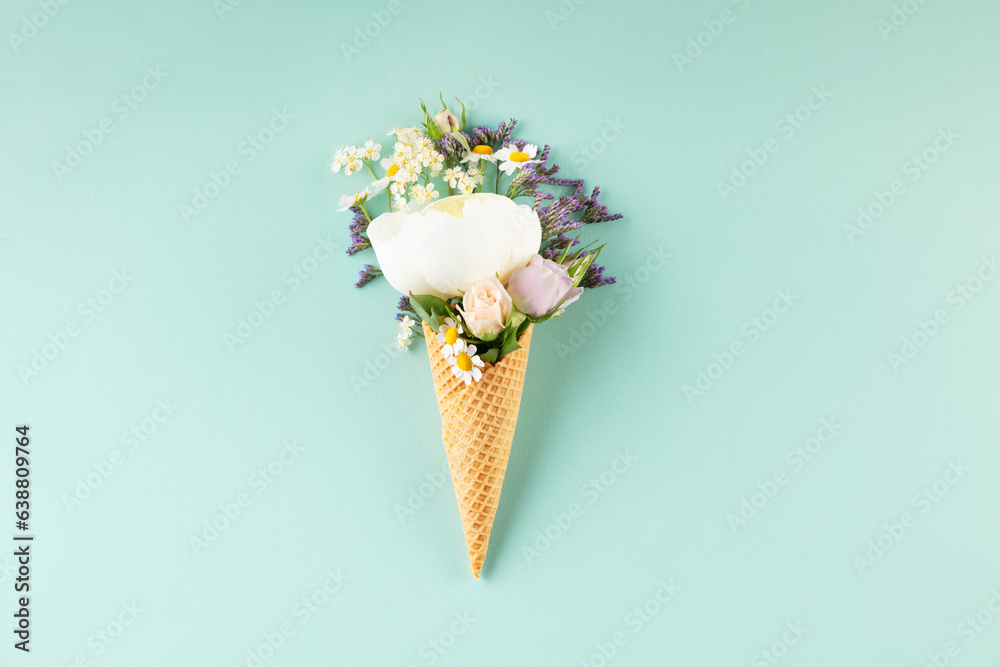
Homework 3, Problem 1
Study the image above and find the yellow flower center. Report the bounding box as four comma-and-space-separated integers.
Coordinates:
472, 145, 494, 155
386, 164, 400, 177
510, 151, 529, 162
445, 327, 459, 345
456, 352, 473, 372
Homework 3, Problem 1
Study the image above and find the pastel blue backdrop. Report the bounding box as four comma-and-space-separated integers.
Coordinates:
2, 0, 999, 665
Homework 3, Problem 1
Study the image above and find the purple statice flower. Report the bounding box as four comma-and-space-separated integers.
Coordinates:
346, 206, 371, 256
354, 264, 382, 287
579, 262, 615, 289
435, 131, 472, 163
395, 295, 415, 321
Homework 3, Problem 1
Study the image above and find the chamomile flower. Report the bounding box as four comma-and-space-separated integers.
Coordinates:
449, 344, 484, 386
368, 177, 389, 197
494, 143, 540, 176
461, 144, 497, 165
337, 190, 369, 211
436, 317, 464, 358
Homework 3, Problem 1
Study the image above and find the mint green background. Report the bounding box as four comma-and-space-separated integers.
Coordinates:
2, 0, 999, 664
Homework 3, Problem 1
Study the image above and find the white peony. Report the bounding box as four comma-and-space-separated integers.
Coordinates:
366, 193, 542, 298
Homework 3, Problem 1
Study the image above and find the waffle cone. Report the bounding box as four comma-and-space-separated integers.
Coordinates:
422, 321, 533, 578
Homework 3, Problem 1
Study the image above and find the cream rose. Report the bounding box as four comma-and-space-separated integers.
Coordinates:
459, 276, 511, 339
366, 193, 541, 298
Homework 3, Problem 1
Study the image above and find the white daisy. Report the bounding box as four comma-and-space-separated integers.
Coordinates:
494, 143, 541, 176
436, 318, 464, 358
448, 344, 484, 386
368, 177, 389, 196
337, 191, 368, 211
461, 144, 497, 165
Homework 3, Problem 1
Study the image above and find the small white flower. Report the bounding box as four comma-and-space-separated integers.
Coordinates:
409, 183, 440, 206
461, 144, 497, 165
361, 140, 382, 161
394, 331, 412, 351
494, 143, 540, 176
399, 315, 416, 331
436, 317, 464, 359
443, 167, 463, 188
448, 343, 484, 386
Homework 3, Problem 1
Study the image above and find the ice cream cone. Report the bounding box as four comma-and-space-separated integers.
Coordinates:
422, 321, 533, 578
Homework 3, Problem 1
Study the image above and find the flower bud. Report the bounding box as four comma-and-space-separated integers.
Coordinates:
433, 109, 460, 134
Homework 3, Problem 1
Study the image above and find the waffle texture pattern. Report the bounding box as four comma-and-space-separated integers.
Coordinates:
422, 321, 533, 577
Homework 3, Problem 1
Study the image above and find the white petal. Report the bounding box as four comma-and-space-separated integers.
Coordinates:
471, 367, 482, 381
419, 210, 503, 296
368, 211, 448, 298
472, 357, 484, 368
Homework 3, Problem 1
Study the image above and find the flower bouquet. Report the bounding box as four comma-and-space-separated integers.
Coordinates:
331, 96, 621, 577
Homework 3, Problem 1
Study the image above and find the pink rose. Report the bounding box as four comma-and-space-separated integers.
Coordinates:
506, 254, 584, 318
459, 276, 512, 339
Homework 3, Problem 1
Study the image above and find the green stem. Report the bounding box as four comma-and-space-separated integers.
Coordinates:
359, 202, 372, 223
494, 162, 500, 194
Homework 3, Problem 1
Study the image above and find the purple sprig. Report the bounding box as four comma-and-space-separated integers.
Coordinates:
395, 295, 415, 321
346, 206, 372, 256
355, 264, 382, 287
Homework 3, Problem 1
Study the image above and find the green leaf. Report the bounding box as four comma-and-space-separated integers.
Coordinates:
479, 348, 499, 364
410, 293, 450, 320
450, 131, 472, 155
438, 92, 447, 110
498, 336, 521, 359
455, 96, 466, 128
